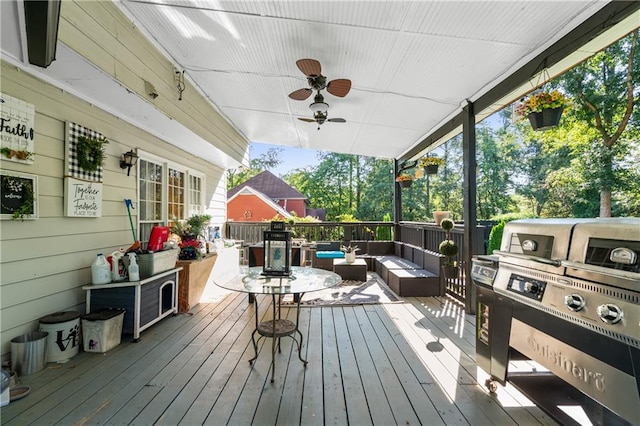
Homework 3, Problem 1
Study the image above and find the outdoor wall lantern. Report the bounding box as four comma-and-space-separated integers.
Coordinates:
119, 150, 139, 176
262, 221, 292, 277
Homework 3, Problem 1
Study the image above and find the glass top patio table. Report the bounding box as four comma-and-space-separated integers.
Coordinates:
215, 266, 341, 295
214, 266, 341, 382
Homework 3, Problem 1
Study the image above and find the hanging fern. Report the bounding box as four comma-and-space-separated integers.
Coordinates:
76, 135, 108, 172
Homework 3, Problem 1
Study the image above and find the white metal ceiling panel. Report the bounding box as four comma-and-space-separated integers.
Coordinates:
111, 1, 624, 160
352, 124, 426, 159
401, 1, 600, 44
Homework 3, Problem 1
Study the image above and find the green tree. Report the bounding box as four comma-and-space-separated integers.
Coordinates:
473, 126, 519, 219
560, 29, 639, 217
431, 138, 464, 219
514, 120, 578, 217
286, 152, 373, 221
357, 158, 394, 220
227, 147, 283, 189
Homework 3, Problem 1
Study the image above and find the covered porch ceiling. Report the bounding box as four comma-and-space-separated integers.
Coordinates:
2, 2, 638, 167
116, 0, 639, 162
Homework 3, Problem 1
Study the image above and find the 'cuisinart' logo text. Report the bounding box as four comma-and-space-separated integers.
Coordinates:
527, 336, 606, 392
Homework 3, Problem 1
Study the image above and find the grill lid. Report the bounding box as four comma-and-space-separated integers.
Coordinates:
494, 218, 596, 274
564, 218, 640, 290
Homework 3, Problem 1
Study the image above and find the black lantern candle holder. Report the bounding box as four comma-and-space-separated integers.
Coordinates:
262, 221, 292, 277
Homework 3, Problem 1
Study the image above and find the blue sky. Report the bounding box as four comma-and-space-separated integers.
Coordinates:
249, 113, 504, 177
250, 142, 322, 177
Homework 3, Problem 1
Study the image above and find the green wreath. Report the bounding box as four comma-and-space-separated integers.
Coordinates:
0, 177, 34, 221
76, 135, 108, 172
12, 181, 34, 221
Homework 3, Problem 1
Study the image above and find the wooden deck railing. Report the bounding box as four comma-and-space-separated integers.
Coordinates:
224, 221, 395, 245
397, 222, 486, 304
224, 221, 489, 308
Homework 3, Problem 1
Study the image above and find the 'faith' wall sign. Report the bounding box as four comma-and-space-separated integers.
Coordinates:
0, 93, 36, 164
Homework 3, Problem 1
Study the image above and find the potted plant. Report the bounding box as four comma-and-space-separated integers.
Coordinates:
395, 174, 413, 188
438, 218, 459, 279
340, 244, 360, 263
433, 210, 450, 226
518, 90, 570, 131
170, 214, 211, 259
418, 156, 445, 175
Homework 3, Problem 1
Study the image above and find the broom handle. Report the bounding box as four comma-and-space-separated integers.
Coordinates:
125, 199, 136, 241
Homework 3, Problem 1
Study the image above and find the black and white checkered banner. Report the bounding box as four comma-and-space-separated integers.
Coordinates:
66, 122, 104, 182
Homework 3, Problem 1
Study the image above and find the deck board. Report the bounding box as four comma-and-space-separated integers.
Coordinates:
299, 307, 324, 426
348, 306, 419, 425
362, 306, 446, 425
320, 308, 348, 425
333, 307, 373, 426
2, 277, 559, 426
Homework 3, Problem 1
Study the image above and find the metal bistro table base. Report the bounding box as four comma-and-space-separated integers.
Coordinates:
249, 290, 307, 383
214, 267, 341, 383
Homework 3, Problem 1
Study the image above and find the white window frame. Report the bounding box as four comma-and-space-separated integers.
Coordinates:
137, 150, 206, 247
167, 160, 188, 223
188, 169, 205, 217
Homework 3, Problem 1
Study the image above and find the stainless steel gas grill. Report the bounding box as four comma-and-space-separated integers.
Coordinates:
480, 218, 640, 426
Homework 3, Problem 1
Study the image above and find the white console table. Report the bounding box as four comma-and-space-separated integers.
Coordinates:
82, 267, 182, 341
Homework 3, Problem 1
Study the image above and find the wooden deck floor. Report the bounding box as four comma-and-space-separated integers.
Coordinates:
1, 279, 558, 425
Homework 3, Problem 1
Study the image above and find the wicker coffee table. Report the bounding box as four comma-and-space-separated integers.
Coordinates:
333, 258, 367, 281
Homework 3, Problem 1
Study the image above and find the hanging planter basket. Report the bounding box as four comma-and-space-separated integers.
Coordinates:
399, 179, 412, 188
424, 165, 439, 175
527, 107, 563, 131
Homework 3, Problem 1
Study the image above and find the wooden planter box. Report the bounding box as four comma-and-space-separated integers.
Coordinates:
176, 254, 218, 312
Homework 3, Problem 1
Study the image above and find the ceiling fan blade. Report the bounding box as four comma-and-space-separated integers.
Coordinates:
326, 79, 351, 97
298, 117, 317, 122
289, 88, 313, 100
296, 59, 321, 77
327, 118, 346, 123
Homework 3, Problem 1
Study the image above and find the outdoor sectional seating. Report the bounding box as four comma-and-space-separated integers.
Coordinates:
312, 241, 345, 270
370, 241, 444, 297
310, 240, 444, 297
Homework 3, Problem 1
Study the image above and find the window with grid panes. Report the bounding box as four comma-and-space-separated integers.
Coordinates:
188, 174, 203, 216
168, 167, 185, 222
138, 158, 164, 246
137, 153, 206, 249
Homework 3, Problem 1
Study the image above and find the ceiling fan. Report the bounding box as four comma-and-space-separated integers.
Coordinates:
298, 111, 346, 130
288, 59, 351, 113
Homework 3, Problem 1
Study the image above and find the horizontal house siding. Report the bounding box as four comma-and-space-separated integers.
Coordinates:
0, 62, 227, 359
58, 1, 247, 166
208, 178, 228, 229
277, 199, 306, 217
228, 195, 283, 222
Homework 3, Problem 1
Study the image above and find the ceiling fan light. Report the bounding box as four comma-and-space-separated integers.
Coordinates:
309, 101, 329, 113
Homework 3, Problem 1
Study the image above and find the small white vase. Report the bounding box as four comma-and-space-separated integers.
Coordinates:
345, 252, 356, 263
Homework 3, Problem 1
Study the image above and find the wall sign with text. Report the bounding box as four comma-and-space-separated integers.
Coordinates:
64, 177, 103, 218
0, 171, 38, 220
0, 93, 36, 164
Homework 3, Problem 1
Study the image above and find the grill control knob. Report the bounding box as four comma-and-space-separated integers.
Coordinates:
564, 294, 585, 312
597, 304, 623, 324
524, 282, 539, 293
